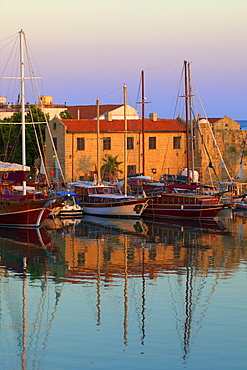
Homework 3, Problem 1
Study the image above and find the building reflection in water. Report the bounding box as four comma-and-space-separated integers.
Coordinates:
0, 211, 246, 366
57, 214, 246, 356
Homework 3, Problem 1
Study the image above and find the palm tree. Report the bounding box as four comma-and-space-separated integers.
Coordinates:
76, 155, 94, 180
101, 155, 123, 181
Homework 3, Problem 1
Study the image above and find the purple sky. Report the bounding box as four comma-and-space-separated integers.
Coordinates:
0, 0, 247, 120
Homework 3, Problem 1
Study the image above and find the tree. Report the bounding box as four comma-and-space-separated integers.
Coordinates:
59, 110, 73, 119
101, 155, 123, 181
76, 155, 94, 178
0, 105, 48, 166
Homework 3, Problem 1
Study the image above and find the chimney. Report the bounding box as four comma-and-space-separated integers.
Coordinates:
105, 112, 113, 121
77, 109, 80, 119
149, 113, 158, 121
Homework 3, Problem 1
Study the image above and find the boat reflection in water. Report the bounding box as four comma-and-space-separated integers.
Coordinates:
0, 226, 66, 369
0, 225, 52, 249
58, 215, 233, 351
82, 215, 148, 237
1, 213, 246, 368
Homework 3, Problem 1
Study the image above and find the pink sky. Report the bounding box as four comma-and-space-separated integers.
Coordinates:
0, 0, 247, 119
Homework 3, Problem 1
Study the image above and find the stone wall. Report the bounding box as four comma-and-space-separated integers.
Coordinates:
46, 115, 246, 184
194, 116, 246, 183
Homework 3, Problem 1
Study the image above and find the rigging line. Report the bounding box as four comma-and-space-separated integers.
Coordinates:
0, 129, 6, 162
171, 64, 185, 119
191, 108, 221, 185
0, 37, 18, 56
193, 274, 220, 340
187, 82, 216, 186
26, 118, 44, 162
191, 74, 232, 180
0, 36, 18, 77
26, 278, 48, 354
99, 86, 122, 100
2, 125, 12, 160
45, 118, 66, 184
4, 44, 20, 104
145, 78, 153, 112
25, 126, 40, 159
35, 96, 48, 146
0, 37, 19, 97
5, 125, 21, 162
126, 86, 135, 109
25, 38, 44, 93
24, 38, 43, 104
134, 74, 142, 111
2, 122, 20, 161
9, 127, 21, 162
145, 60, 183, 72
0, 32, 18, 44
21, 40, 41, 103
29, 107, 50, 186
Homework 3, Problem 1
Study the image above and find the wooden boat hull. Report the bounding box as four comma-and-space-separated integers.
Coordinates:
82, 197, 149, 218
142, 202, 229, 220
0, 198, 56, 228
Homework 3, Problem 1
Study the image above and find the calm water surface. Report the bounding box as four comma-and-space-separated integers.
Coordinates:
0, 213, 246, 370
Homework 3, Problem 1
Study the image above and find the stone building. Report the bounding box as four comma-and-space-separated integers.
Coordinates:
45, 104, 247, 184
45, 107, 187, 183
0, 95, 66, 120
194, 116, 246, 183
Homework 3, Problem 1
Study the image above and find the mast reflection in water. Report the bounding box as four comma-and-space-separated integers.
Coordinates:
0, 213, 246, 369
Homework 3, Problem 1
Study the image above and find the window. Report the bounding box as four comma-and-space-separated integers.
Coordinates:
53, 122, 56, 130
77, 252, 85, 266
128, 165, 136, 175
103, 137, 111, 150
53, 137, 57, 150
149, 137, 156, 149
77, 137, 85, 150
127, 137, 134, 150
173, 136, 181, 149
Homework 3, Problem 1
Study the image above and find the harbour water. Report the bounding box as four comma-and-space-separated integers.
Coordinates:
0, 213, 246, 369
237, 119, 247, 130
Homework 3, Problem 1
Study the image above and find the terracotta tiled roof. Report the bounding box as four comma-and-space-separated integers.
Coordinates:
207, 118, 221, 124
61, 118, 186, 133
67, 105, 122, 119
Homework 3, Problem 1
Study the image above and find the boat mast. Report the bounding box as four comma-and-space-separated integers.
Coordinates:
21, 257, 27, 369
123, 85, 128, 196
136, 71, 150, 176
184, 61, 190, 184
188, 63, 195, 182
141, 70, 145, 176
20, 30, 27, 195
96, 98, 101, 185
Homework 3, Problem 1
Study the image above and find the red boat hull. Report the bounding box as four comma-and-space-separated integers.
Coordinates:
143, 193, 229, 220
0, 198, 54, 227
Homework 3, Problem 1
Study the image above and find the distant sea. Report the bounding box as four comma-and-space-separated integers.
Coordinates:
236, 120, 247, 130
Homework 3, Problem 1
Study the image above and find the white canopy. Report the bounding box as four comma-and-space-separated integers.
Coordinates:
0, 161, 30, 172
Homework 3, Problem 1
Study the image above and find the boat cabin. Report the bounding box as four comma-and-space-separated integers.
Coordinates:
219, 182, 247, 196
73, 183, 122, 196
155, 192, 219, 205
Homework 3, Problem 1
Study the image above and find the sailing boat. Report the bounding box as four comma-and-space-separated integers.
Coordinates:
139, 63, 231, 220
73, 85, 150, 218
0, 30, 63, 227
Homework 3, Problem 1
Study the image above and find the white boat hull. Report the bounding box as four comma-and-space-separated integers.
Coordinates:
82, 199, 148, 218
